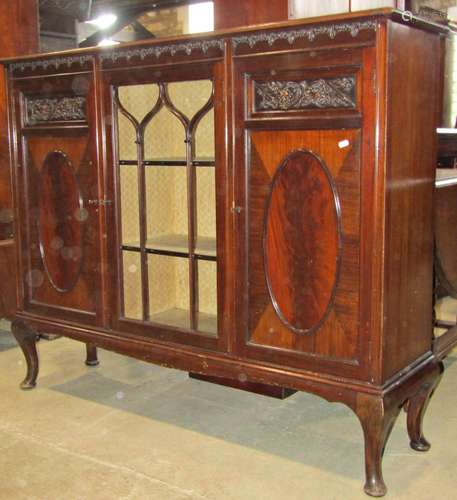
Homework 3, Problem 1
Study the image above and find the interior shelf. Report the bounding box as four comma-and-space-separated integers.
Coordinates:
149, 307, 217, 336
119, 158, 215, 167
122, 234, 217, 260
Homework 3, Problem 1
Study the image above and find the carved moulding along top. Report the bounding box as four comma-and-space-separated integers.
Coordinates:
11, 55, 93, 73
232, 20, 377, 49
255, 76, 356, 111
100, 39, 225, 64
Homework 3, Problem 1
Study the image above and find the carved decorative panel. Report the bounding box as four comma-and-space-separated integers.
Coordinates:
254, 77, 356, 111
26, 96, 86, 125
38, 151, 84, 293
264, 150, 341, 334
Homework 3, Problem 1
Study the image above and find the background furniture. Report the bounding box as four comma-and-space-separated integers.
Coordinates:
0, 0, 38, 320
3, 8, 451, 497
435, 132, 457, 305
434, 132, 457, 336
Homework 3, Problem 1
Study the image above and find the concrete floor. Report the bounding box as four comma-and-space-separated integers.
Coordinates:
0, 310, 456, 500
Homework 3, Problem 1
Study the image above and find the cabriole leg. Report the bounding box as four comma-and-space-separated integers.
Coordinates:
85, 343, 99, 366
407, 361, 443, 451
11, 319, 39, 390
355, 394, 402, 497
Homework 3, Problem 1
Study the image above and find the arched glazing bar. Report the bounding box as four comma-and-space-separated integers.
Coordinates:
114, 79, 217, 334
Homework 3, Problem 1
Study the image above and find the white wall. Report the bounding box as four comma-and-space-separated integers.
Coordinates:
351, 0, 397, 10
289, 0, 349, 18
288, 0, 397, 18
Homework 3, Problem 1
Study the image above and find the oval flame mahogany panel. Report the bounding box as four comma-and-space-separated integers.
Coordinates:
39, 150, 84, 293
264, 150, 341, 334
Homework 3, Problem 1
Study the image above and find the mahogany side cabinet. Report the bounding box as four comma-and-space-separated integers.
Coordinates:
2, 8, 451, 497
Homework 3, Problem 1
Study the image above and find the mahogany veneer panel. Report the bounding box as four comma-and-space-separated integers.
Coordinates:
264, 150, 340, 334
248, 129, 361, 367
39, 150, 84, 293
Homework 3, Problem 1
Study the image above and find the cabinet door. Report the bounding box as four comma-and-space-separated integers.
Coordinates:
244, 129, 363, 375
104, 62, 230, 352
13, 74, 102, 325
233, 47, 376, 379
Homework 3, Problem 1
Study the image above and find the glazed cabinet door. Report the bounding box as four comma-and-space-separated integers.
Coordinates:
104, 60, 230, 352
233, 46, 377, 380
12, 71, 102, 325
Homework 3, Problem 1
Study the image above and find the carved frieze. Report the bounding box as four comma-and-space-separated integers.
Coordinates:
11, 55, 92, 73
26, 96, 86, 124
232, 20, 377, 49
255, 77, 356, 111
100, 39, 224, 64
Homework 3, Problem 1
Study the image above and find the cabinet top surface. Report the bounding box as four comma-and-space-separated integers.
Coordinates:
0, 7, 446, 68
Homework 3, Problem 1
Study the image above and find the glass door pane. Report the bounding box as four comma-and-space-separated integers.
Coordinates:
148, 254, 190, 329
115, 79, 217, 337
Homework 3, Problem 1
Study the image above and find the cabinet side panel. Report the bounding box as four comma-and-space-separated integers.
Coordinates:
382, 23, 440, 381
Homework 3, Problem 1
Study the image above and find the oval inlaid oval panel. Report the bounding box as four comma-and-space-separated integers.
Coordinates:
38, 151, 83, 293
264, 150, 341, 334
